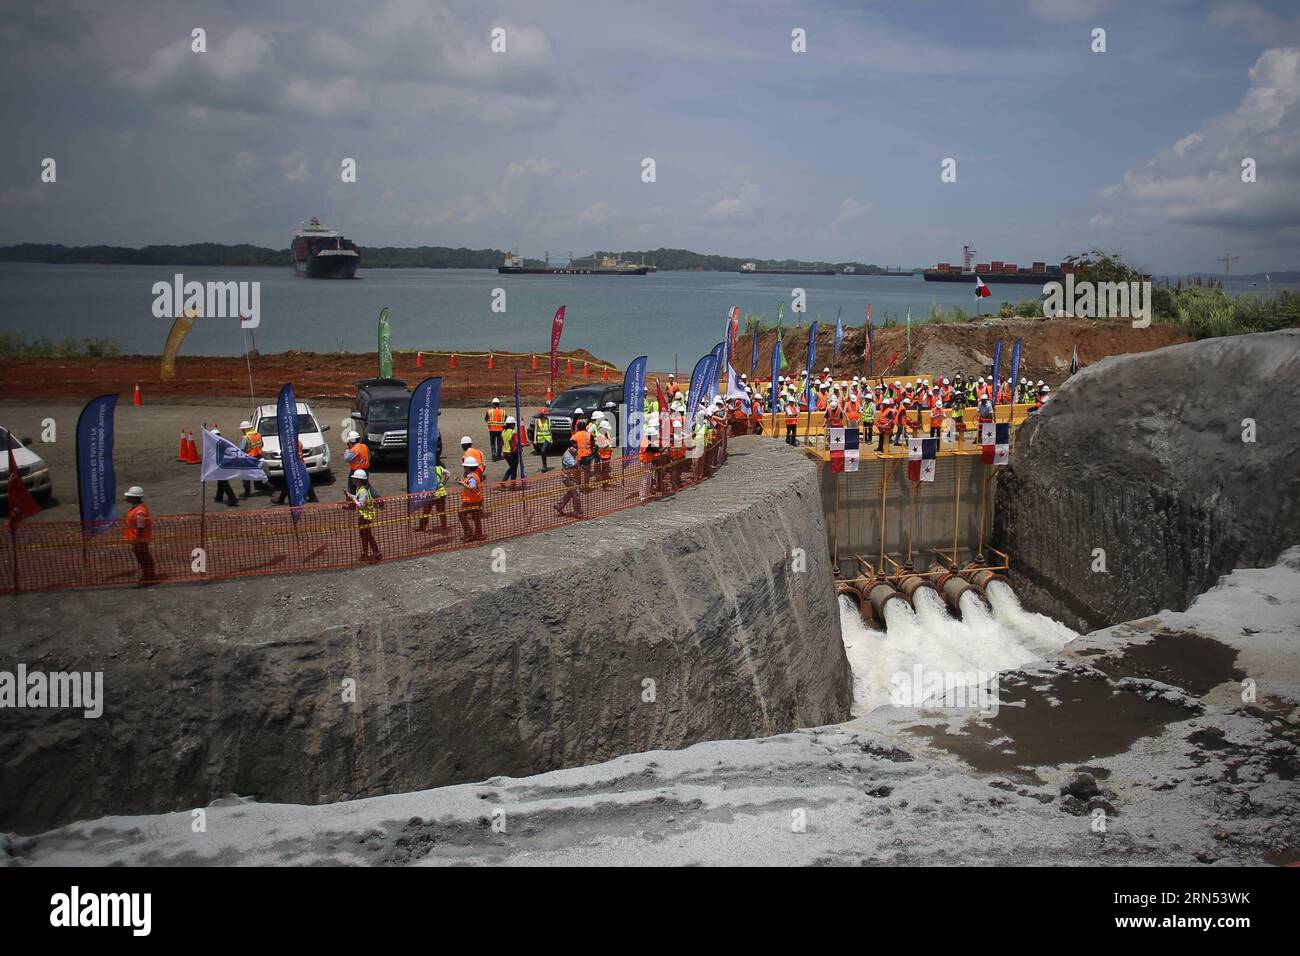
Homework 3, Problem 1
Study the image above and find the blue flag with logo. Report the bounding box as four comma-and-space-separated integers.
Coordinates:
704, 341, 725, 408
751, 320, 760, 372
277, 383, 311, 516
770, 339, 781, 412
406, 376, 442, 513
623, 354, 647, 455
833, 306, 843, 361
685, 352, 711, 419
804, 322, 819, 407
991, 339, 1004, 405
1009, 338, 1024, 401
76, 394, 117, 538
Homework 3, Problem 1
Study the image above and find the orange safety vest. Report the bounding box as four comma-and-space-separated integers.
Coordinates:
572, 428, 592, 460
845, 400, 861, 423
244, 430, 263, 458
349, 442, 370, 472
486, 407, 505, 432
930, 404, 945, 428
123, 503, 152, 543
462, 447, 485, 478
785, 402, 798, 426
877, 407, 894, 433
460, 472, 484, 505
827, 406, 843, 427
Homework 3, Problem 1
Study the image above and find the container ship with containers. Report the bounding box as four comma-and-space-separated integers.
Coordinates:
498, 251, 648, 275
924, 244, 1063, 284
290, 217, 360, 278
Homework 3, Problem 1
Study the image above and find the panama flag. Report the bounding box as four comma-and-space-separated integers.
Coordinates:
907, 437, 938, 481
844, 426, 860, 473
982, 422, 1010, 464
828, 426, 846, 451
975, 276, 992, 299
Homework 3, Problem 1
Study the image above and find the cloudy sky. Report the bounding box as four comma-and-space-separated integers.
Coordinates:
2, 0, 1298, 273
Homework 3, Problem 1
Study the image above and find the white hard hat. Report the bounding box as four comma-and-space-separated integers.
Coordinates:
1042, 385, 1051, 392
822, 367, 830, 374
347, 431, 360, 443
239, 420, 252, 430
741, 373, 748, 379
573, 407, 584, 415
211, 427, 221, 436
600, 420, 612, 431
125, 486, 144, 498
460, 435, 473, 445
592, 411, 604, 421
492, 397, 500, 404
1037, 380, 1045, 386
353, 469, 368, 480
894, 380, 902, 386
461, 456, 476, 467
852, 376, 860, 382
829, 399, 839, 408
942, 378, 950, 385
505, 416, 516, 425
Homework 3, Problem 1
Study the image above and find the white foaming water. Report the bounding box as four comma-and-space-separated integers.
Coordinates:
836, 582, 1079, 714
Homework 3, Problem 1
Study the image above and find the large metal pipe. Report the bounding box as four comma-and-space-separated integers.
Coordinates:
836, 581, 876, 626
937, 571, 980, 614
898, 573, 940, 605
868, 581, 909, 620
964, 568, 1007, 592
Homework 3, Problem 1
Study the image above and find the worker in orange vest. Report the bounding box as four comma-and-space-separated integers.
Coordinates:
826, 398, 844, 430
784, 396, 799, 446
458, 436, 485, 480
876, 399, 894, 453
122, 485, 156, 585
344, 431, 370, 493
571, 407, 593, 489
485, 397, 506, 460
457, 455, 485, 541
930, 400, 945, 439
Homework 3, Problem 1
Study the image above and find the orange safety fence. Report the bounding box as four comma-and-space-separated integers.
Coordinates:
0, 438, 729, 595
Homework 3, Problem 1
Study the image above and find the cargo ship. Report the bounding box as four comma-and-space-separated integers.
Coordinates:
291, 218, 360, 278
923, 244, 1062, 284
498, 252, 647, 275
738, 261, 835, 276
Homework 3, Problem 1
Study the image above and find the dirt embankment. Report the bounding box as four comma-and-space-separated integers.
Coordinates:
736, 318, 1189, 384
3, 348, 615, 406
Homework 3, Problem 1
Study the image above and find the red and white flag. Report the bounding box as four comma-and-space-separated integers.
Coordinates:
5, 437, 42, 532
975, 276, 992, 299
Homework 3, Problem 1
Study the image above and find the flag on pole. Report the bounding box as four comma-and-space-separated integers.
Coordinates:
833, 306, 843, 362
975, 276, 992, 299
804, 322, 819, 409
75, 394, 118, 538
905, 307, 912, 356
750, 316, 759, 372
406, 376, 443, 510
514, 370, 527, 480
377, 307, 393, 379
277, 383, 312, 517
726, 365, 750, 413
1070, 344, 1080, 375
200, 429, 268, 482
991, 339, 1004, 405
864, 305, 873, 376
907, 437, 938, 481
1009, 338, 1024, 400
549, 305, 566, 383
769, 339, 781, 412
776, 302, 788, 370
4, 429, 41, 531
623, 355, 648, 455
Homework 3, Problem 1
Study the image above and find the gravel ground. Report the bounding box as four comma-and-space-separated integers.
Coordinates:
0, 400, 544, 521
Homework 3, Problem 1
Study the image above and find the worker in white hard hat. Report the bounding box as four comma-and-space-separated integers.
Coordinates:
457, 456, 486, 541
122, 485, 156, 585
501, 415, 521, 485
595, 417, 615, 488
485, 396, 506, 461
238, 419, 266, 497
1035, 384, 1052, 411
570, 407, 592, 490
345, 468, 383, 561
344, 429, 371, 494
459, 435, 485, 480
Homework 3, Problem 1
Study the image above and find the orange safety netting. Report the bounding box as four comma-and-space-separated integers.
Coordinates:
0, 439, 728, 595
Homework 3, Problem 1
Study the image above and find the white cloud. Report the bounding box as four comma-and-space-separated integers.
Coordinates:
1027, 0, 1115, 24
702, 182, 762, 227
1099, 46, 1300, 234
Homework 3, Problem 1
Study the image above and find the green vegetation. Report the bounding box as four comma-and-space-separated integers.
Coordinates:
0, 331, 121, 359
1155, 286, 1300, 339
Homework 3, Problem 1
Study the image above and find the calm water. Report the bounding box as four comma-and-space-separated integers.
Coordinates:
0, 262, 1274, 372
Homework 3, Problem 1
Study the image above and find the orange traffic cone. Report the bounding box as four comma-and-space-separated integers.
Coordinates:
583, 361, 589, 377
185, 431, 201, 464
450, 353, 456, 369
488, 353, 495, 369
531, 353, 537, 370
546, 385, 553, 403
416, 351, 423, 368
566, 358, 573, 374
175, 429, 188, 462
133, 384, 142, 406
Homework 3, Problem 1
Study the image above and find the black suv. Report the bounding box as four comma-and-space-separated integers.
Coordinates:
529, 383, 623, 453
350, 378, 415, 462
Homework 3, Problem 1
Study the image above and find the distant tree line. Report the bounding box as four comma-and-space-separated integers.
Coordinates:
0, 242, 507, 269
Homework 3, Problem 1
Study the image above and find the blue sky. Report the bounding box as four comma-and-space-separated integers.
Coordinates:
2, 0, 1298, 273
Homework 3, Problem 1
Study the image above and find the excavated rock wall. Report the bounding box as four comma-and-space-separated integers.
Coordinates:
0, 437, 851, 834
994, 329, 1300, 632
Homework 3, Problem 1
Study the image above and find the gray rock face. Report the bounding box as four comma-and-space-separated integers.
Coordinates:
0, 437, 851, 835
995, 329, 1300, 631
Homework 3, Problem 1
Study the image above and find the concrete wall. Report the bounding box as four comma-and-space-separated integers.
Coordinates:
821, 454, 996, 572
994, 330, 1300, 632
0, 437, 851, 834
